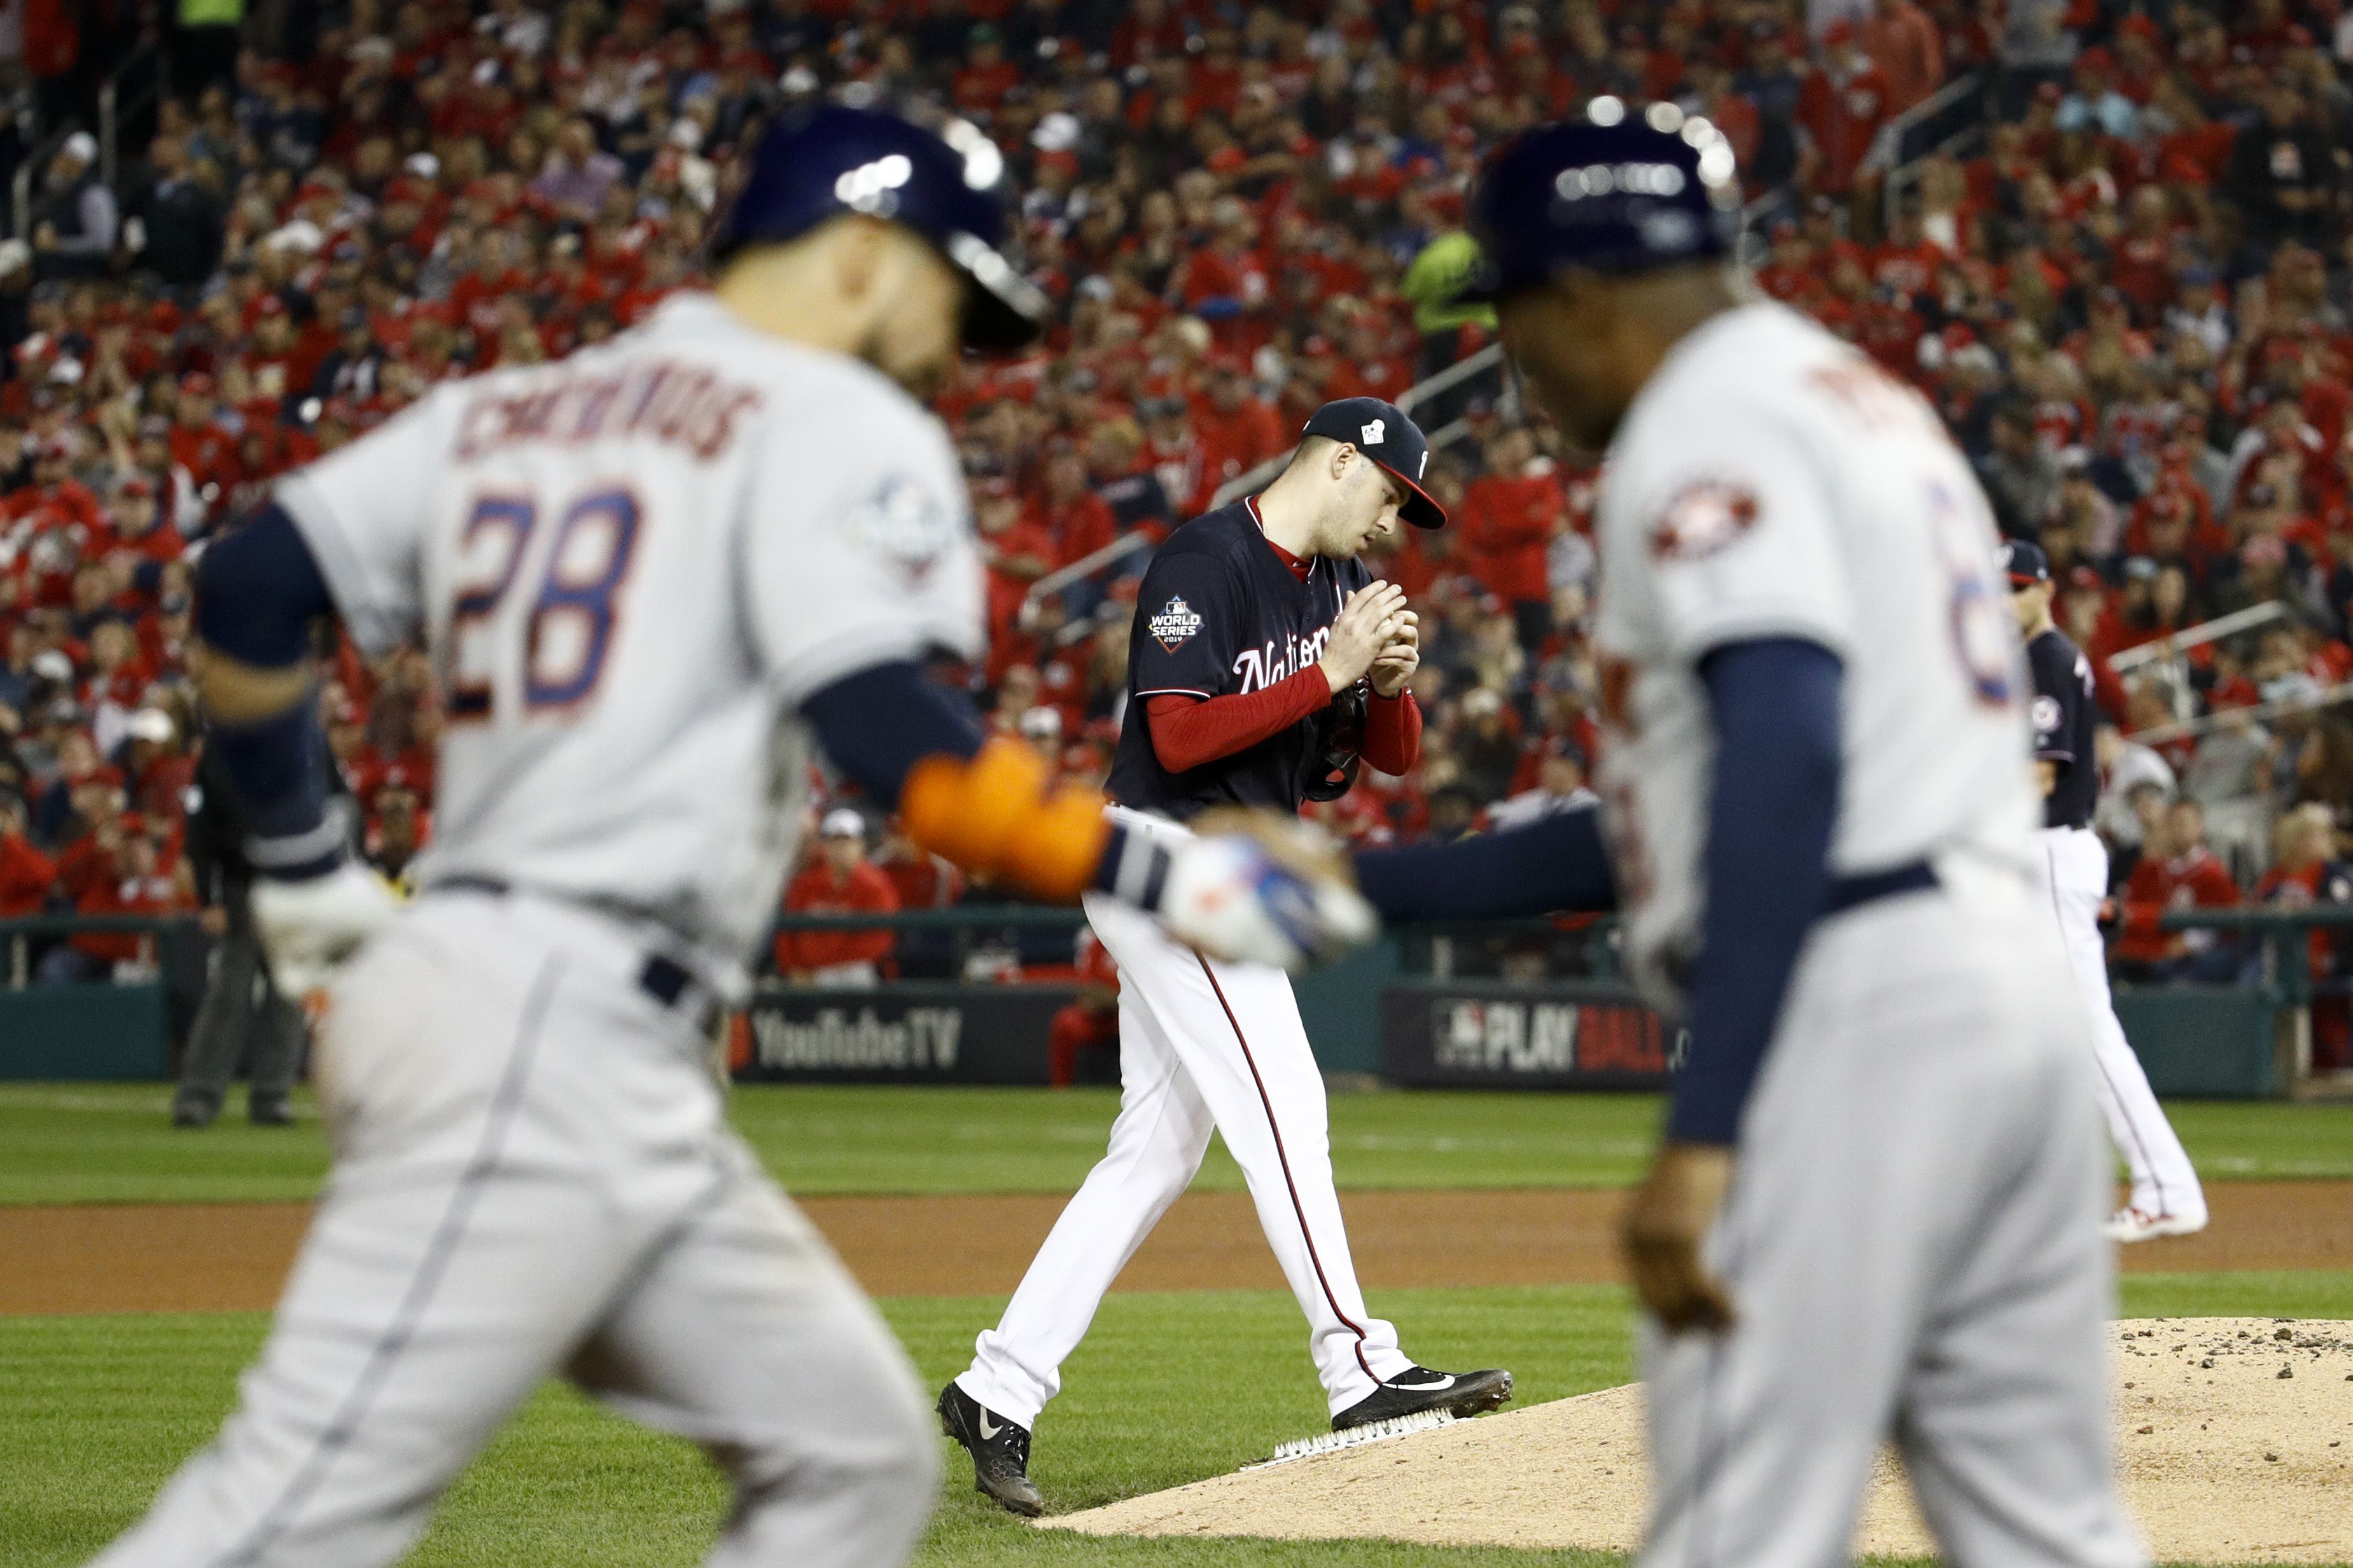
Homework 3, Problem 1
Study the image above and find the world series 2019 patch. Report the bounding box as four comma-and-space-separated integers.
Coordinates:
1149, 595, 1204, 652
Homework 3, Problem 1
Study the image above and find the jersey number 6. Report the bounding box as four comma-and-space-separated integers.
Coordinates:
1926, 482, 2014, 707
448, 487, 642, 721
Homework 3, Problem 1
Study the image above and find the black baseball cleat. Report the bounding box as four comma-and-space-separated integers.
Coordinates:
937, 1382, 1044, 1517
1332, 1366, 1514, 1431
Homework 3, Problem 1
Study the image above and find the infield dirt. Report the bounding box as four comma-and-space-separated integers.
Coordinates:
4, 1181, 2348, 1315
1045, 1318, 2353, 1564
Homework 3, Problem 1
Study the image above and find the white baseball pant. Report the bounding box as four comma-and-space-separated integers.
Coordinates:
958, 812, 1410, 1427
88, 889, 937, 1568
1640, 860, 2145, 1568
2032, 825, 2207, 1224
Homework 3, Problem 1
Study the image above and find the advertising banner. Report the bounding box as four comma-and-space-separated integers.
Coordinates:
1381, 982, 1682, 1090
737, 983, 1077, 1085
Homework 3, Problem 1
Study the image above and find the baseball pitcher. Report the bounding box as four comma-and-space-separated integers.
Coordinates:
939, 398, 1512, 1517
86, 104, 1370, 1568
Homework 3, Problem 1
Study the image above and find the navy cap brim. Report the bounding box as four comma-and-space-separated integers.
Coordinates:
944, 231, 1048, 350
1371, 458, 1448, 529
1451, 256, 1509, 306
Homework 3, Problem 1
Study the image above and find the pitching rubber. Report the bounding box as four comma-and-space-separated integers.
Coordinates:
1246, 1408, 1460, 1469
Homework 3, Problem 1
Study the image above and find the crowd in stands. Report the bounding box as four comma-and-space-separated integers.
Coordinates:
3, 0, 2353, 1036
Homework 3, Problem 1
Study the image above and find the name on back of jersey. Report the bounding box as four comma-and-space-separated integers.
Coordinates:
454, 359, 763, 463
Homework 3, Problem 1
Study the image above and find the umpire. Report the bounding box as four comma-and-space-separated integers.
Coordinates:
169, 731, 334, 1128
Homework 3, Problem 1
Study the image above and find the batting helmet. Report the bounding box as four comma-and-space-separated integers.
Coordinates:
1463, 103, 1743, 300
709, 101, 1049, 351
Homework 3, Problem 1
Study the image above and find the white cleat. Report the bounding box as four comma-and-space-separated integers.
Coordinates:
2103, 1206, 2208, 1243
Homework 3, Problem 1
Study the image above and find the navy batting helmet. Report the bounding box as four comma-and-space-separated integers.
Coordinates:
1463, 102, 1743, 301
710, 102, 1049, 350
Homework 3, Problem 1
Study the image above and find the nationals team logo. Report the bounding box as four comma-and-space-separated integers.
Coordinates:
1649, 480, 1759, 562
1149, 595, 1203, 651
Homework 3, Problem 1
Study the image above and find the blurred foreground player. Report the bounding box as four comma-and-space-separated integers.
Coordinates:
87, 104, 1370, 1568
2007, 539, 2207, 1242
1358, 108, 2144, 1568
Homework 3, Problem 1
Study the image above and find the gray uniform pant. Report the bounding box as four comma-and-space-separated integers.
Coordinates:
1640, 861, 2147, 1568
172, 896, 307, 1121
93, 889, 937, 1568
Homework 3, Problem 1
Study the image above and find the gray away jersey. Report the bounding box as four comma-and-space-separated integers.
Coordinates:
1591, 300, 2039, 1009
275, 293, 983, 976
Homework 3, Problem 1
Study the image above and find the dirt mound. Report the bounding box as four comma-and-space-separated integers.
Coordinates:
1044, 1319, 2353, 1564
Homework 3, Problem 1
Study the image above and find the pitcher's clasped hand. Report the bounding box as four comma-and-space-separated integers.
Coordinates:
1319, 580, 1409, 693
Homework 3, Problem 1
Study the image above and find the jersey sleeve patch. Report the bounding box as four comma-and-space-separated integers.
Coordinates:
846, 473, 961, 586
2031, 694, 2063, 737
1148, 595, 1204, 652
1649, 480, 1760, 562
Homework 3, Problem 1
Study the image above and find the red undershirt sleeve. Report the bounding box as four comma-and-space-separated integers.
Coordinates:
1360, 690, 1422, 774
1145, 667, 1332, 773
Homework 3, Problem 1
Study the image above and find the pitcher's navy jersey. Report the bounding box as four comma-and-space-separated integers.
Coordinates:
1107, 498, 1371, 821
2026, 626, 2099, 830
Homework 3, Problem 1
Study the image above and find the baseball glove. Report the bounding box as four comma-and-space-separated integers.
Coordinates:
1299, 684, 1367, 803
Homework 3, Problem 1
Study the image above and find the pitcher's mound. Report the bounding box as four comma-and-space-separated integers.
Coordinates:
1043, 1319, 2353, 1564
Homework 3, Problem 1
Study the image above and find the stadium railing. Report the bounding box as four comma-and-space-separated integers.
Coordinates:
675, 904, 2353, 1095
101, 41, 166, 190
10, 42, 160, 238
4, 906, 2342, 1095
2107, 602, 2293, 676
1876, 69, 1992, 231
2143, 905, 2353, 1093
0, 911, 193, 986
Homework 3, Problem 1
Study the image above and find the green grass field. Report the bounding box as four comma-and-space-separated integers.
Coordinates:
4, 1084, 2349, 1566
4, 1081, 2350, 1204
6, 1273, 2349, 1568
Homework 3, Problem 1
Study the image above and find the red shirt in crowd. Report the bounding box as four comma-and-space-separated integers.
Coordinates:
69, 864, 183, 964
1459, 469, 1560, 605
1185, 395, 1285, 512
774, 859, 900, 975
1798, 61, 1895, 193
877, 847, 965, 912
0, 831, 55, 915
1041, 489, 1117, 567
2251, 859, 2352, 976
2115, 845, 2241, 966
982, 515, 1059, 642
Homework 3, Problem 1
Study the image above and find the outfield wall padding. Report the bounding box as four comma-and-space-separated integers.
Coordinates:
0, 985, 171, 1079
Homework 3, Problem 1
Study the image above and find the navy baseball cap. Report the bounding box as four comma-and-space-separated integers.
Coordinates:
1301, 397, 1446, 529
1462, 103, 1744, 302
709, 102, 1047, 350
2001, 539, 2051, 586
